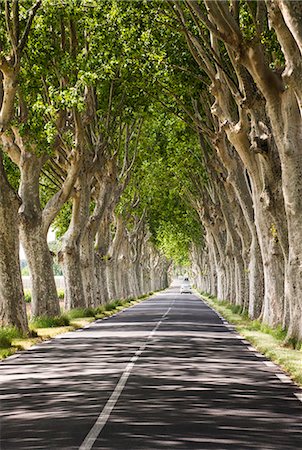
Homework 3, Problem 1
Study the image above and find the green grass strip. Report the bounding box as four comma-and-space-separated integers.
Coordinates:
199, 292, 302, 386
30, 314, 70, 328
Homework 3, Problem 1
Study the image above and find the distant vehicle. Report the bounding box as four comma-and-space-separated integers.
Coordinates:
180, 280, 192, 294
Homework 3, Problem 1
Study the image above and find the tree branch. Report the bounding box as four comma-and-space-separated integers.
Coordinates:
18, 0, 42, 54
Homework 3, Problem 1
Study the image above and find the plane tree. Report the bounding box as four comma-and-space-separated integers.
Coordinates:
55, 1, 168, 309
47, 1, 183, 309
0, 0, 41, 331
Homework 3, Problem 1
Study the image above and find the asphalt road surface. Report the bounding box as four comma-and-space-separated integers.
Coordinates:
1, 287, 302, 450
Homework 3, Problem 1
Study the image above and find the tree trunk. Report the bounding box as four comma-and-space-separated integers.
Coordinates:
268, 91, 302, 339
0, 154, 28, 332
95, 214, 112, 305
224, 120, 287, 327
20, 221, 59, 317
214, 137, 264, 317
59, 187, 87, 310
252, 193, 285, 326
106, 259, 117, 301
80, 232, 97, 307
95, 258, 109, 305
248, 234, 264, 318
60, 245, 85, 310
18, 153, 59, 317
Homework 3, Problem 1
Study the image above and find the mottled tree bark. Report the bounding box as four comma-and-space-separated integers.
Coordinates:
59, 184, 86, 310
17, 152, 60, 317
0, 153, 28, 332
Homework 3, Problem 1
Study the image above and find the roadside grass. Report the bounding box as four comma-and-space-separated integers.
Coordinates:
30, 315, 70, 328
1, 291, 154, 360
0, 327, 24, 359
65, 307, 95, 319
199, 291, 302, 386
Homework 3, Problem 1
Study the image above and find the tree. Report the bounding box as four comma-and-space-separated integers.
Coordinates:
0, 0, 42, 331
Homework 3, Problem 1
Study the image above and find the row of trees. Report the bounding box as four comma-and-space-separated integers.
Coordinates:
160, 0, 302, 342
0, 2, 171, 333
0, 1, 199, 334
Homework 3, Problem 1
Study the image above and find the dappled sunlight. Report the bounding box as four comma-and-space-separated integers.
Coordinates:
1, 293, 302, 449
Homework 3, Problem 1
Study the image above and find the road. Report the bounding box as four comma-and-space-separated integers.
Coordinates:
1, 287, 302, 449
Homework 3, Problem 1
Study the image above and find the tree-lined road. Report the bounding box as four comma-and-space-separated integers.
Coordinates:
1, 287, 302, 449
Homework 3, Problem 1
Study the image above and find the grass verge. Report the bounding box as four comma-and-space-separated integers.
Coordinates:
0, 327, 25, 359
30, 315, 70, 328
1, 292, 154, 361
199, 291, 302, 386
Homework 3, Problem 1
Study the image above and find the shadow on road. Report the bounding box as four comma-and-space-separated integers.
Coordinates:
0, 291, 301, 449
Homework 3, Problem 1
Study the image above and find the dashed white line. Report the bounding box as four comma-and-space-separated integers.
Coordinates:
79, 301, 174, 450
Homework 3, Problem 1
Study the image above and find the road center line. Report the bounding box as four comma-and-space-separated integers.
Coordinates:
79, 300, 174, 450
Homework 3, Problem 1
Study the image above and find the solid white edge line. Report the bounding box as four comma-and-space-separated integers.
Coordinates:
276, 373, 292, 384
264, 361, 276, 368
79, 300, 174, 450
3, 353, 20, 361
197, 291, 299, 381
254, 353, 265, 358
247, 346, 257, 352
294, 393, 302, 402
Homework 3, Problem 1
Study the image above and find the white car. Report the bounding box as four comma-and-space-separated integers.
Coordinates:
180, 282, 192, 294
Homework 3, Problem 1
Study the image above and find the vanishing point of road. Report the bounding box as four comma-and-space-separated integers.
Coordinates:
1, 286, 302, 449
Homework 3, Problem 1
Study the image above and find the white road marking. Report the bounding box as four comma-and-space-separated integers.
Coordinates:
294, 393, 302, 402
264, 361, 276, 368
254, 353, 265, 358
3, 354, 20, 361
79, 301, 174, 450
276, 374, 292, 384
247, 346, 257, 352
